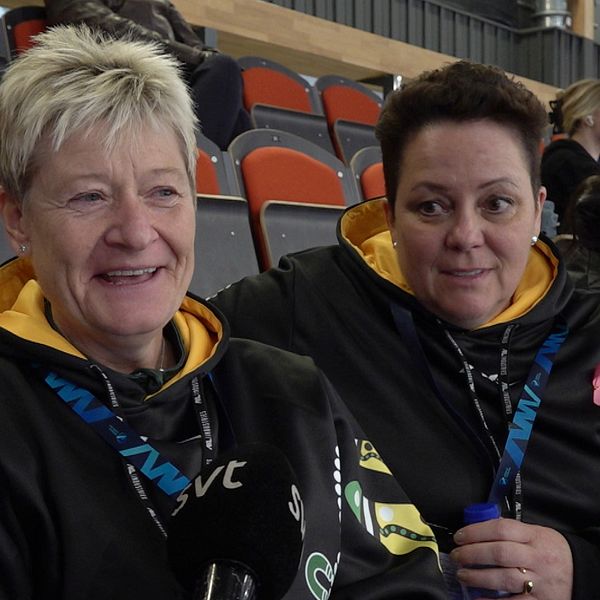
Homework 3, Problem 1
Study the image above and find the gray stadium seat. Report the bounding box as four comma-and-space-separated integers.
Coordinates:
260, 201, 344, 267
190, 195, 259, 298
333, 120, 378, 166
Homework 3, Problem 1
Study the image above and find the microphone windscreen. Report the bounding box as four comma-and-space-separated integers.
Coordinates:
167, 443, 305, 600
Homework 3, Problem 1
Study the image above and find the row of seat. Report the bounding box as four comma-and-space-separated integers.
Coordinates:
0, 7, 559, 295
198, 128, 384, 268
0, 7, 384, 166
239, 56, 382, 164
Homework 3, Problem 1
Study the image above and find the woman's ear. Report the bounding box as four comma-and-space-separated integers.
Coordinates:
383, 199, 395, 230
383, 200, 399, 248
535, 185, 547, 236
0, 186, 29, 255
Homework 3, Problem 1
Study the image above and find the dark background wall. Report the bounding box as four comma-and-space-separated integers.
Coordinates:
437, 0, 519, 27
264, 0, 598, 88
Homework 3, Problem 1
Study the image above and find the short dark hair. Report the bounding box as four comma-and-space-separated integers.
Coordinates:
567, 175, 600, 250
375, 60, 548, 214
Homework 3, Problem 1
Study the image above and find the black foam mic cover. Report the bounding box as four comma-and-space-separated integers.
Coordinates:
167, 443, 305, 600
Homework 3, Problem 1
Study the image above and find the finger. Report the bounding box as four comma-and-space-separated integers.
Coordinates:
450, 540, 531, 570
456, 565, 537, 597
509, 577, 537, 599
454, 518, 534, 546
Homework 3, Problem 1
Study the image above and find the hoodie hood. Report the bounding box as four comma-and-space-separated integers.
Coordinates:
0, 257, 226, 386
339, 198, 561, 328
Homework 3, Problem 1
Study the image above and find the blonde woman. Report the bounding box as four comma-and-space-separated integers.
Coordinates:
541, 78, 600, 231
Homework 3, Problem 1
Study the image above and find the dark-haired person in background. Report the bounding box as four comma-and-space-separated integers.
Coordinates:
44, 0, 251, 149
0, 25, 448, 599
213, 61, 600, 600
559, 174, 600, 290
541, 78, 600, 232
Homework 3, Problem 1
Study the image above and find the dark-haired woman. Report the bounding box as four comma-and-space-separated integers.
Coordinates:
559, 174, 600, 289
214, 61, 600, 600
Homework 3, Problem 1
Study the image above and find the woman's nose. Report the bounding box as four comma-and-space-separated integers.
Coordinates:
445, 209, 485, 250
104, 195, 159, 250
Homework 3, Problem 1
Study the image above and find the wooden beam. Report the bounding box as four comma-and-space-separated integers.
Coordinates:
1, 0, 43, 7
1, 0, 558, 105
171, 0, 558, 106
569, 0, 595, 40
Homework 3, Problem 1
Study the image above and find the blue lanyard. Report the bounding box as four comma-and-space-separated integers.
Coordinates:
488, 319, 568, 505
391, 304, 568, 512
41, 368, 191, 498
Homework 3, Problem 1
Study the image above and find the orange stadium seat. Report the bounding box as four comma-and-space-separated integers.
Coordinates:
315, 74, 382, 163
239, 56, 314, 114
350, 145, 386, 201
237, 56, 335, 155
228, 129, 360, 269
195, 132, 240, 197
0, 6, 47, 62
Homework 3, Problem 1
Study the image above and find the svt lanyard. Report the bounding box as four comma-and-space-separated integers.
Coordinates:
38, 365, 217, 535
391, 304, 568, 514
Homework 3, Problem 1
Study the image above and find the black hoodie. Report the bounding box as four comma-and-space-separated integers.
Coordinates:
0, 257, 447, 599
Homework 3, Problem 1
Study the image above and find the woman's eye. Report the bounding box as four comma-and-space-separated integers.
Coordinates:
486, 196, 513, 213
74, 192, 102, 203
153, 187, 180, 202
418, 200, 446, 216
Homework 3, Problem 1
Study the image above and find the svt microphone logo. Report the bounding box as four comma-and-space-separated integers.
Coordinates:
172, 458, 306, 538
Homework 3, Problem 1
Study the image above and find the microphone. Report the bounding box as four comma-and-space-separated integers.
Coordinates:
167, 443, 305, 600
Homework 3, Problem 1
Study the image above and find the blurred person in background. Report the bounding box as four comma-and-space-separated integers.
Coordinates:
559, 174, 600, 290
541, 78, 600, 232
45, 0, 251, 149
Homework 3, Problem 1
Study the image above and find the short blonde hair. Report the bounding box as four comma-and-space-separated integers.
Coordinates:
0, 25, 198, 201
557, 78, 600, 136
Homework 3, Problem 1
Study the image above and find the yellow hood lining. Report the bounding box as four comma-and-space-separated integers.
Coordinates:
0, 259, 224, 389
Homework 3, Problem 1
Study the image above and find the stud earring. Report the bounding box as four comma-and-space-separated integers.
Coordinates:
531, 235, 538, 246
392, 240, 398, 248
18, 244, 28, 254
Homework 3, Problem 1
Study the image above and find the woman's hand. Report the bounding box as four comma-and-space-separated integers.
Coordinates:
450, 518, 573, 599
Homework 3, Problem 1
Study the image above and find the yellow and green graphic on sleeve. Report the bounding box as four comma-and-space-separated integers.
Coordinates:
357, 440, 392, 475
349, 439, 439, 559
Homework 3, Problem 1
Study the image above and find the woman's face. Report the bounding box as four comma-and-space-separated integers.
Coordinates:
10, 122, 196, 350
386, 119, 544, 330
